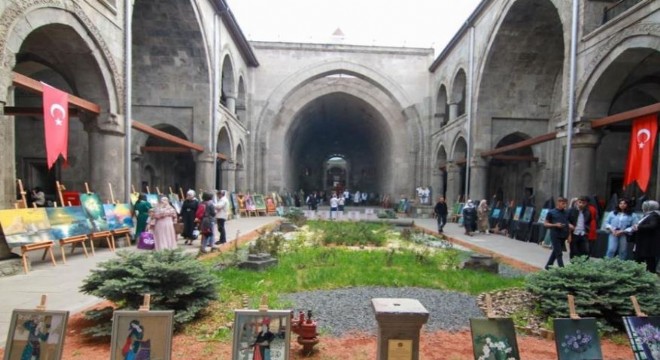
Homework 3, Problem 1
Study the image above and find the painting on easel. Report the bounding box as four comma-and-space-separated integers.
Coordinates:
553, 318, 603, 360
0, 208, 53, 247
103, 203, 135, 231
3, 309, 69, 360
623, 316, 660, 360
79, 193, 109, 232
232, 310, 291, 360
110, 310, 174, 360
146, 194, 159, 208
253, 194, 267, 211
469, 318, 521, 360
46, 206, 93, 239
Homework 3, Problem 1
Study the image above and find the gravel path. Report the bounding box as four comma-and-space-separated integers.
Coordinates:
280, 287, 484, 336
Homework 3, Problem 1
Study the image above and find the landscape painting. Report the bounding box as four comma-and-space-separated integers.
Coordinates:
513, 206, 523, 221
3, 309, 69, 360
46, 206, 93, 239
79, 193, 109, 232
110, 310, 174, 360
0, 208, 53, 247
470, 317, 520, 360
168, 194, 182, 214
253, 194, 266, 211
232, 309, 291, 360
103, 203, 134, 230
146, 194, 159, 208
623, 316, 660, 360
522, 207, 534, 222
553, 318, 603, 360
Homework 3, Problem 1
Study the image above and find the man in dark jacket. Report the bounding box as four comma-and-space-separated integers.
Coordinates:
632, 200, 660, 273
433, 196, 448, 233
544, 197, 569, 269
567, 196, 592, 259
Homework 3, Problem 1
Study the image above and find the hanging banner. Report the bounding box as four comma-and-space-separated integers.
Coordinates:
624, 113, 658, 192
42, 82, 69, 169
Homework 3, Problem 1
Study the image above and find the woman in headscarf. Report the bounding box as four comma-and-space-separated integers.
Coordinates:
632, 200, 660, 273
462, 200, 477, 236
133, 193, 151, 241
180, 190, 199, 245
151, 196, 178, 250
477, 199, 490, 234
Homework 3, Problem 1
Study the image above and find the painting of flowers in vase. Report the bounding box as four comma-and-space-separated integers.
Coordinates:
553, 318, 603, 360
470, 318, 520, 360
624, 316, 660, 359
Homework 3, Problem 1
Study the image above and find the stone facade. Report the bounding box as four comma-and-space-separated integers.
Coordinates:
0, 0, 658, 214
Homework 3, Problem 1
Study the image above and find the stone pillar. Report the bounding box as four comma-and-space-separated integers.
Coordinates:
372, 298, 429, 360
87, 123, 125, 202
445, 162, 461, 205
570, 127, 601, 198
469, 156, 488, 201
448, 102, 458, 122
235, 165, 246, 192
431, 169, 445, 201
225, 95, 236, 114
131, 153, 142, 193
196, 152, 216, 193
222, 162, 236, 192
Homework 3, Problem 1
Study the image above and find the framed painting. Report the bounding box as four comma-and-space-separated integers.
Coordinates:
232, 309, 291, 360
513, 206, 523, 221
537, 208, 549, 223
168, 194, 182, 214
230, 192, 240, 213
553, 318, 603, 360
469, 318, 520, 360
623, 316, 660, 359
253, 194, 267, 211
245, 195, 256, 211
47, 206, 93, 239
110, 310, 174, 360
0, 208, 53, 247
3, 309, 69, 360
146, 194, 160, 208
102, 204, 135, 231
521, 207, 534, 223
79, 193, 110, 232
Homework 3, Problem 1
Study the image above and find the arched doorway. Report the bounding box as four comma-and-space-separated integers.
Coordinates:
141, 125, 195, 193
488, 133, 535, 204
216, 127, 232, 191
324, 155, 349, 194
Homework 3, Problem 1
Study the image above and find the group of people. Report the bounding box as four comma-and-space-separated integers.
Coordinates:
432, 196, 489, 235
133, 189, 230, 254
542, 196, 659, 273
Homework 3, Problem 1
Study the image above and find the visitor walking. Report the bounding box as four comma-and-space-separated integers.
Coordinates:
215, 190, 228, 245
462, 200, 477, 236
196, 192, 217, 253
151, 196, 178, 250
604, 198, 637, 260
477, 199, 490, 234
180, 190, 199, 245
632, 200, 660, 273
544, 197, 569, 269
330, 193, 339, 219
133, 193, 151, 241
567, 196, 591, 258
433, 196, 448, 233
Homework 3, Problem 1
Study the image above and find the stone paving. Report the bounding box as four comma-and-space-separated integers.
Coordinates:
0, 210, 567, 348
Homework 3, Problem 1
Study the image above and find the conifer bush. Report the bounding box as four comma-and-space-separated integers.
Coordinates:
526, 257, 660, 332
80, 249, 218, 333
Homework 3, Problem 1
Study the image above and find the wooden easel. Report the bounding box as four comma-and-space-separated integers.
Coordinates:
139, 294, 151, 312
630, 296, 648, 317
567, 295, 580, 320
56, 234, 89, 263
108, 182, 132, 247
16, 179, 28, 208
85, 183, 116, 253
21, 241, 57, 274
485, 294, 497, 318
36, 294, 48, 311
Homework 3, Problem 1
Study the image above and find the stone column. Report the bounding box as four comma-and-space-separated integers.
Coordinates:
225, 95, 236, 114
469, 156, 488, 201
235, 165, 247, 192
196, 152, 216, 193
570, 127, 601, 198
445, 162, 461, 205
448, 102, 458, 122
431, 169, 445, 201
130, 153, 142, 193
86, 121, 125, 202
222, 161, 236, 192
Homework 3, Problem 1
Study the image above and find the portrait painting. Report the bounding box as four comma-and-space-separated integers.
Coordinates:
46, 206, 92, 239
0, 208, 53, 247
553, 318, 603, 360
3, 309, 69, 360
469, 318, 520, 360
245, 195, 256, 212
253, 194, 266, 211
232, 310, 291, 360
110, 310, 174, 360
79, 193, 109, 232
102, 204, 135, 231
623, 316, 660, 359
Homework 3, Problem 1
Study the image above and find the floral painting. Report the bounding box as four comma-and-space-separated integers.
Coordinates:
470, 318, 520, 360
110, 310, 174, 360
553, 318, 603, 360
623, 316, 660, 359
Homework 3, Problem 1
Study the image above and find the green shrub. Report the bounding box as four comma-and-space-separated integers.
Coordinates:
283, 207, 307, 226
249, 231, 285, 256
307, 220, 388, 246
525, 257, 660, 332
80, 249, 218, 335
377, 209, 397, 219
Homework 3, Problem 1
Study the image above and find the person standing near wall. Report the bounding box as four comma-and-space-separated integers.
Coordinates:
567, 196, 591, 258
181, 190, 199, 245
215, 190, 228, 245
632, 200, 660, 273
604, 198, 637, 260
544, 197, 569, 269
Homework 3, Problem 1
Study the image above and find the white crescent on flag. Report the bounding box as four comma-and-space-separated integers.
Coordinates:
637, 128, 651, 148
50, 103, 66, 126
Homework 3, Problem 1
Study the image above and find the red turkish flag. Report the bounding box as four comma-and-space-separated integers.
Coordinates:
42, 83, 69, 169
624, 113, 658, 192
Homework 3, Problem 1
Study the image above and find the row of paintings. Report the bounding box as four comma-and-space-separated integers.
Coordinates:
0, 193, 134, 247
471, 316, 660, 360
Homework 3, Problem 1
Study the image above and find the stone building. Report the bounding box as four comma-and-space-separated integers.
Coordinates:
0, 0, 658, 210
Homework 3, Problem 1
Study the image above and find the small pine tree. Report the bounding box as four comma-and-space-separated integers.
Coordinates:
526, 257, 660, 331
80, 249, 218, 333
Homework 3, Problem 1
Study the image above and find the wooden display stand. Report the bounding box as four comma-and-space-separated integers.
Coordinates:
57, 234, 89, 263
112, 228, 132, 247
89, 231, 115, 254
21, 241, 57, 274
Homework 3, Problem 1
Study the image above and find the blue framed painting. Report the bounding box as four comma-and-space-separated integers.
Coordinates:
623, 316, 660, 360
470, 318, 520, 360
553, 318, 603, 360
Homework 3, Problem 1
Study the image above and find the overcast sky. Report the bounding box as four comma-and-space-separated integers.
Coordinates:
227, 0, 482, 54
